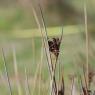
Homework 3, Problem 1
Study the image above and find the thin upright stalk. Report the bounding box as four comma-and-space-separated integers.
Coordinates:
12, 45, 22, 95
31, 2, 52, 77
31, 5, 53, 95
79, 76, 85, 95
24, 67, 31, 95
84, 0, 89, 89
82, 63, 88, 95
38, 5, 56, 95
32, 37, 35, 65
38, 45, 43, 95
32, 59, 40, 95
2, 48, 12, 95
57, 27, 64, 81
38, 4, 48, 40
71, 77, 75, 95
38, 4, 53, 75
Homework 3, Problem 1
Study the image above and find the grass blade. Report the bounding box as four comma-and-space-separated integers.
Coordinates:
84, 0, 89, 89
32, 59, 40, 95
38, 45, 43, 95
38, 4, 57, 95
12, 45, 22, 95
24, 67, 31, 95
31, 2, 52, 77
71, 77, 77, 95
38, 4, 48, 40
1, 48, 13, 95
60, 26, 63, 43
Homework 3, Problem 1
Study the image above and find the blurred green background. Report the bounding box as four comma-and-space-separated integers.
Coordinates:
0, 0, 95, 31
0, 0, 95, 95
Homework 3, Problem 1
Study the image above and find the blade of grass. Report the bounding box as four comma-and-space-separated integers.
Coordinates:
32, 59, 41, 95
38, 3, 53, 75
60, 26, 63, 43
76, 57, 88, 95
31, 1, 52, 77
78, 76, 82, 95
79, 76, 84, 95
12, 45, 22, 95
54, 26, 64, 75
82, 62, 88, 95
24, 67, 31, 95
33, 3, 52, 95
38, 4, 56, 95
38, 4, 48, 40
80, 75, 88, 95
38, 45, 43, 95
84, 0, 89, 89
71, 77, 77, 95
1, 48, 13, 95
32, 37, 35, 65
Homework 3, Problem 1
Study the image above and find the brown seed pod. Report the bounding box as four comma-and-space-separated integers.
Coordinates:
48, 37, 61, 58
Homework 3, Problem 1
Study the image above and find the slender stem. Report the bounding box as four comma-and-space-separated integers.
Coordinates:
38, 4, 48, 40
2, 48, 12, 95
32, 37, 35, 65
31, 2, 52, 77
58, 26, 64, 82
82, 63, 88, 95
38, 3, 53, 75
12, 45, 22, 95
60, 26, 64, 43
32, 60, 41, 95
38, 45, 43, 95
84, 0, 89, 89
79, 76, 85, 95
24, 67, 31, 95
71, 77, 74, 95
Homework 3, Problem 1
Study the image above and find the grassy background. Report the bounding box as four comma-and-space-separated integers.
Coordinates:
0, 0, 95, 94
0, 29, 95, 94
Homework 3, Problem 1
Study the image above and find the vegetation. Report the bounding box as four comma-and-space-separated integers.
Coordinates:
0, 0, 95, 95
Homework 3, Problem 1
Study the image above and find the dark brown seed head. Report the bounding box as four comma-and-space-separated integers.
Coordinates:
48, 37, 61, 58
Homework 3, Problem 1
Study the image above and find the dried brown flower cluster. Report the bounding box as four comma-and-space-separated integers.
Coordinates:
48, 38, 61, 58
